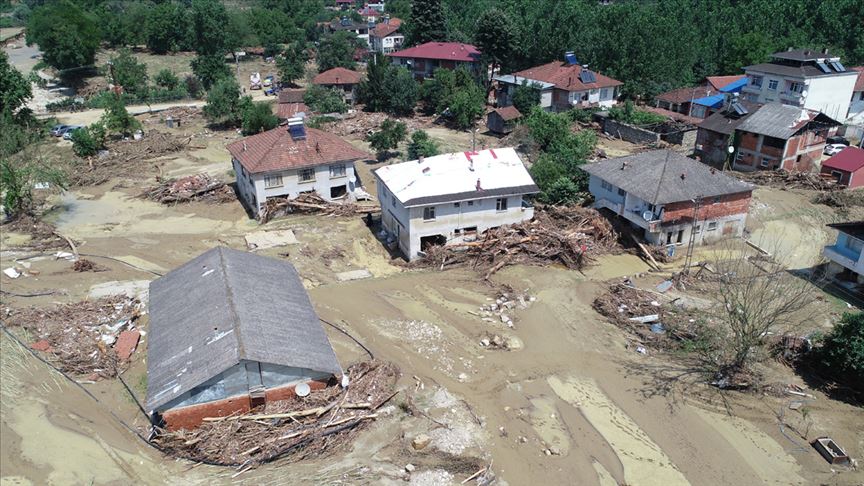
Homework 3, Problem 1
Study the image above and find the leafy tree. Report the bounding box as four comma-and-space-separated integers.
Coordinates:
0, 157, 67, 219
155, 69, 180, 90
474, 8, 515, 87
277, 45, 308, 86
146, 2, 187, 54
448, 84, 485, 130
241, 101, 278, 135
1, 52, 31, 114
608, 101, 666, 126
71, 123, 107, 157
108, 49, 149, 97
420, 67, 479, 115
356, 53, 390, 112
304, 85, 348, 114
408, 0, 446, 45
525, 108, 571, 152
524, 107, 595, 197
191, 0, 233, 55
383, 67, 419, 116
815, 312, 864, 385
192, 54, 232, 90
538, 177, 581, 205
317, 31, 359, 72
721, 32, 775, 73
184, 75, 203, 99
101, 95, 142, 137
406, 130, 439, 160
203, 77, 247, 125
511, 80, 541, 115
367, 119, 407, 159
26, 0, 99, 71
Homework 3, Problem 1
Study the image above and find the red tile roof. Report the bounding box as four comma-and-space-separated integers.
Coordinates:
656, 85, 713, 104
852, 66, 864, 91
512, 61, 622, 92
706, 75, 746, 91
276, 102, 309, 119
822, 146, 864, 173
370, 18, 401, 38
228, 126, 371, 174
278, 89, 306, 103
493, 106, 522, 121
313, 67, 362, 85
388, 42, 481, 62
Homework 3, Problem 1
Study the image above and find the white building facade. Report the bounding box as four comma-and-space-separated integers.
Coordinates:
823, 223, 864, 285
374, 148, 538, 260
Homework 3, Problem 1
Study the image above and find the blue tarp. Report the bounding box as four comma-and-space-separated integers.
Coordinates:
692, 94, 725, 108
719, 77, 747, 93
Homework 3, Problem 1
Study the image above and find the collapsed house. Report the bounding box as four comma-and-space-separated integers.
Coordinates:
227, 118, 372, 217
373, 148, 538, 260
145, 247, 343, 430
583, 150, 753, 247
654, 75, 746, 119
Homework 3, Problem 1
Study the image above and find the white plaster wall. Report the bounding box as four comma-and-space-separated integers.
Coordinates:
236, 161, 356, 216
804, 74, 858, 121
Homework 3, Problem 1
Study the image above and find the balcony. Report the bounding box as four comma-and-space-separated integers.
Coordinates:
780, 90, 804, 104
823, 245, 863, 273
741, 84, 762, 95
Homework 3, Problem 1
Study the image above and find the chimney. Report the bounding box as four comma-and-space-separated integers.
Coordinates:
476, 178, 482, 191
469, 160, 474, 171
822, 48, 829, 54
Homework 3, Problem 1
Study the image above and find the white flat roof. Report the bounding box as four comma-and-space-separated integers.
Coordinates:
493, 74, 555, 90
375, 147, 539, 207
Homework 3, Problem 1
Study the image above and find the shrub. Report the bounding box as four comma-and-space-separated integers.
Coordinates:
155, 69, 180, 90
303, 85, 348, 114
815, 312, 864, 386
367, 119, 407, 159
607, 100, 666, 126
241, 101, 278, 135
71, 123, 106, 157
406, 130, 438, 160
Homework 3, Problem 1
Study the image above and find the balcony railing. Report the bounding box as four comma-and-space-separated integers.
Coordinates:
823, 245, 863, 272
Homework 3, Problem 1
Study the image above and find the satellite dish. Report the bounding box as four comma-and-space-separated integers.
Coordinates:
348, 174, 357, 183
295, 382, 311, 397
642, 211, 653, 221
728, 146, 735, 154
801, 90, 808, 98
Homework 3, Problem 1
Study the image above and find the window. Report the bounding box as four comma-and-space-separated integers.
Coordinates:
694, 225, 702, 234
763, 136, 785, 149
391, 195, 396, 206
707, 222, 718, 231
768, 79, 778, 91
264, 175, 283, 188
601, 180, 614, 192
299, 168, 316, 182
750, 75, 763, 87
454, 202, 461, 208
496, 198, 508, 211
760, 157, 771, 167
712, 196, 721, 204
617, 188, 626, 197
789, 82, 804, 93
601, 88, 609, 98
423, 206, 436, 220
329, 164, 346, 178
844, 236, 864, 254
467, 200, 474, 206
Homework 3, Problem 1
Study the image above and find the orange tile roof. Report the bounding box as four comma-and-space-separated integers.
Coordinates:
656, 85, 713, 104
370, 18, 401, 38
852, 66, 864, 91
313, 67, 362, 85
276, 102, 309, 119
227, 126, 371, 174
493, 106, 522, 121
513, 61, 622, 92
706, 74, 746, 91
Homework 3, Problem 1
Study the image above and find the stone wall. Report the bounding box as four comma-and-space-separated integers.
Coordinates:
601, 117, 661, 144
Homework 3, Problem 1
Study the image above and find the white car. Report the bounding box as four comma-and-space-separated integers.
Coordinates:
824, 143, 848, 156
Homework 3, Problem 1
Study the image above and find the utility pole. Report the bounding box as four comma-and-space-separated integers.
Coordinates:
682, 196, 702, 275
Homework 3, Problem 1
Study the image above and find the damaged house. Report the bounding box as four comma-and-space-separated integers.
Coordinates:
583, 150, 753, 247
373, 148, 538, 260
146, 247, 343, 430
228, 118, 371, 217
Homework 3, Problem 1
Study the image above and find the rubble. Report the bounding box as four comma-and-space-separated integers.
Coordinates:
258, 193, 380, 224
4, 296, 145, 377
152, 360, 399, 466
475, 286, 535, 330
738, 170, 837, 191
140, 174, 235, 204
414, 206, 621, 277
412, 434, 432, 451
72, 131, 191, 186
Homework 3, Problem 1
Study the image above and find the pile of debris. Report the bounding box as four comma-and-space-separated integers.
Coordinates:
474, 286, 535, 329
152, 360, 399, 467
73, 131, 191, 186
141, 174, 235, 204
142, 106, 203, 125
812, 189, 864, 208
5, 296, 145, 377
739, 170, 837, 191
327, 109, 429, 138
416, 206, 620, 278
258, 193, 379, 224
0, 216, 67, 250
592, 283, 700, 349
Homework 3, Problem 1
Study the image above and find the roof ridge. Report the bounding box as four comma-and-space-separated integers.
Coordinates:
650, 151, 671, 205
217, 247, 246, 359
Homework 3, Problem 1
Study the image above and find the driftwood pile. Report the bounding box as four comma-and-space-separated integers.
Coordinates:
812, 189, 864, 208
0, 216, 67, 250
416, 206, 620, 278
258, 193, 379, 224
5, 296, 144, 377
73, 131, 191, 185
152, 361, 399, 467
141, 174, 235, 204
739, 170, 836, 191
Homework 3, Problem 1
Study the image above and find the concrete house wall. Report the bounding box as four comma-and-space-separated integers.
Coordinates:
733, 128, 829, 172
823, 231, 864, 284
372, 34, 404, 54
695, 128, 732, 166
233, 158, 356, 216
742, 69, 857, 121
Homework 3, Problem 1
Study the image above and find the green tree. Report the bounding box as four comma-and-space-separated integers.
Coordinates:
26, 0, 99, 71
816, 313, 864, 384
1, 52, 31, 114
383, 67, 419, 116
108, 49, 149, 97
277, 45, 308, 86
474, 8, 515, 88
408, 0, 446, 45
146, 2, 185, 54
367, 119, 407, 159
511, 80, 541, 116
203, 77, 247, 125
0, 158, 67, 219
241, 101, 278, 135
304, 85, 348, 114
448, 84, 485, 130
721, 31, 775, 73
406, 130, 438, 160
71, 123, 106, 157
155, 69, 180, 90
192, 54, 232, 90
317, 31, 359, 72
101, 95, 142, 137
191, 0, 232, 55
538, 177, 581, 205
356, 53, 390, 112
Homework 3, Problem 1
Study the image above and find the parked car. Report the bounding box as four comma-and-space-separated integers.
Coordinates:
826, 135, 850, 146
50, 124, 71, 136
264, 86, 281, 96
263, 75, 274, 87
62, 126, 84, 140
824, 143, 848, 156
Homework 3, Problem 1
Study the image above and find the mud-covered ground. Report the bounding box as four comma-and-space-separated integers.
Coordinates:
2, 99, 864, 485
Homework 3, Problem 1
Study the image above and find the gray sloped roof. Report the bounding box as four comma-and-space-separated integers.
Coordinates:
697, 101, 761, 135
145, 247, 342, 411
736, 103, 840, 140
582, 150, 752, 205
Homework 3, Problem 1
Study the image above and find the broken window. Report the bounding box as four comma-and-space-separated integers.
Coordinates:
423, 206, 436, 220
299, 168, 316, 182
264, 175, 283, 188
329, 164, 346, 178
496, 198, 508, 211
454, 202, 461, 208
